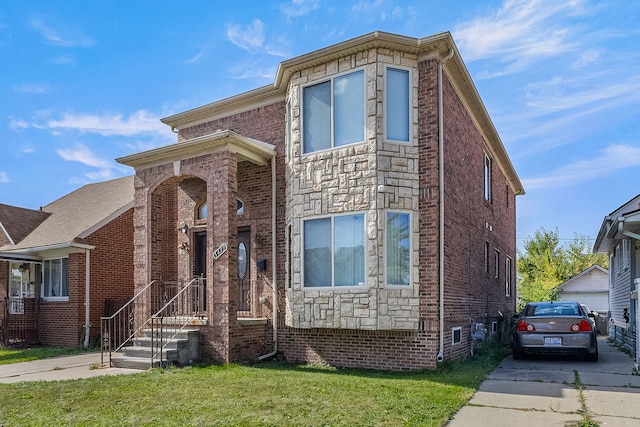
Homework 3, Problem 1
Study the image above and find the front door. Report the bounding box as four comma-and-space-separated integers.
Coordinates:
237, 227, 251, 312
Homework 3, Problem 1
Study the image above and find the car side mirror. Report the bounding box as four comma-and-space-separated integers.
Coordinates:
590, 311, 598, 317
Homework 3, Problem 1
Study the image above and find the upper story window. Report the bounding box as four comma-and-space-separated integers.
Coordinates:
302, 69, 365, 154
484, 152, 492, 202
386, 212, 411, 286
303, 213, 365, 288
196, 201, 207, 223
385, 67, 410, 143
43, 258, 68, 301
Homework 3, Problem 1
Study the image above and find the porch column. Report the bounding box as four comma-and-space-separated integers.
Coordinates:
207, 150, 238, 363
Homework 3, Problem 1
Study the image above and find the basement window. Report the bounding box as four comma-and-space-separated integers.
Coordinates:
452, 326, 462, 345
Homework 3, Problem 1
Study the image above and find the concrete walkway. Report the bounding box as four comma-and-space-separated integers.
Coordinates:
447, 336, 640, 426
0, 352, 141, 383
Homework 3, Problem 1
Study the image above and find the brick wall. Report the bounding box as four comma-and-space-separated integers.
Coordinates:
38, 209, 135, 346
38, 252, 84, 346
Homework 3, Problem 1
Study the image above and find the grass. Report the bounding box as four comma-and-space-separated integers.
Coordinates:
0, 342, 509, 426
0, 346, 90, 365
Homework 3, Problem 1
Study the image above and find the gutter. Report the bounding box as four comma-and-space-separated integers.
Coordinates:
258, 154, 278, 361
437, 48, 455, 364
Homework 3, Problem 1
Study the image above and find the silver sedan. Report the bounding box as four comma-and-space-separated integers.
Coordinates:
512, 301, 598, 361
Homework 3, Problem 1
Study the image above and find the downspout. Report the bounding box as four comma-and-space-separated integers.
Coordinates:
437, 48, 455, 364
84, 249, 91, 349
258, 155, 278, 361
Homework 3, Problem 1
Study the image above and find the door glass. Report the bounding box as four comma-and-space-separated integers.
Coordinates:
238, 242, 247, 279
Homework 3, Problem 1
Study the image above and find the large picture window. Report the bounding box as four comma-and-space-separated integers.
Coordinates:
43, 258, 69, 300
303, 69, 365, 153
303, 214, 365, 287
386, 212, 410, 286
385, 67, 410, 142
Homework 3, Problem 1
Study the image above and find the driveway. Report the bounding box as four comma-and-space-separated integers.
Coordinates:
447, 336, 640, 426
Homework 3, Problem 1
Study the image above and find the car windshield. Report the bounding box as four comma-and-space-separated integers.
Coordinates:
524, 303, 580, 317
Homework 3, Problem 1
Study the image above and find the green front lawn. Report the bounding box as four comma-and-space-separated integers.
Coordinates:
0, 344, 508, 426
0, 346, 89, 365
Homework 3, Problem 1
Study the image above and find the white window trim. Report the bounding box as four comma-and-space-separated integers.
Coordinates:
301, 212, 367, 290
505, 256, 512, 297
384, 64, 412, 144
623, 239, 630, 270
484, 152, 492, 202
300, 67, 367, 156
384, 210, 413, 288
452, 326, 462, 345
42, 257, 69, 302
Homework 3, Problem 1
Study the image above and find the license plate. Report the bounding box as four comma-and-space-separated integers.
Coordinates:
545, 337, 562, 345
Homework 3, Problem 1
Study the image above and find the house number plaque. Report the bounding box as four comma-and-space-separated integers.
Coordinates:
213, 243, 228, 260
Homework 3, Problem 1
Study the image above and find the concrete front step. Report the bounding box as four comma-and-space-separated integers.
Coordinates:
111, 355, 172, 370
110, 327, 200, 370
141, 328, 200, 341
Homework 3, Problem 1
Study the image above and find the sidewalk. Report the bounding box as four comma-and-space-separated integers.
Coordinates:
0, 352, 141, 383
447, 337, 640, 426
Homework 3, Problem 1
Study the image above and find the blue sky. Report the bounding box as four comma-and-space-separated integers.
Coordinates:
1, 0, 638, 252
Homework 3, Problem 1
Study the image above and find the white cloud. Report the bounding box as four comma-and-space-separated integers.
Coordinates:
454, 0, 587, 74
226, 19, 266, 52
0, 171, 9, 183
12, 83, 52, 94
522, 144, 640, 190
30, 18, 94, 47
280, 0, 320, 19
51, 54, 76, 66
225, 19, 288, 57
571, 49, 601, 69
24, 110, 175, 138
56, 143, 111, 168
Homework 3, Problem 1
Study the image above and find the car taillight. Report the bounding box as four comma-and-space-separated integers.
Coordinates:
571, 320, 592, 332
516, 320, 535, 332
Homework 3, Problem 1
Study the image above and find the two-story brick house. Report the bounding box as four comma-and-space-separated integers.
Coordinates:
115, 31, 523, 370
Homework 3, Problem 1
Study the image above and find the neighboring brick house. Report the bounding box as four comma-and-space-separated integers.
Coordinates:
594, 194, 640, 363
115, 31, 523, 370
0, 176, 135, 347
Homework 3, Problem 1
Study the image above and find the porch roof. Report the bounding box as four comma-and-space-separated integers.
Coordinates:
115, 129, 276, 170
594, 209, 640, 254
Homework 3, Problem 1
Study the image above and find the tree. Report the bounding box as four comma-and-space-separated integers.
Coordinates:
516, 227, 608, 311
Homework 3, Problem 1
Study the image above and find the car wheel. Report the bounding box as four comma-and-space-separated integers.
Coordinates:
512, 350, 523, 360
586, 351, 598, 362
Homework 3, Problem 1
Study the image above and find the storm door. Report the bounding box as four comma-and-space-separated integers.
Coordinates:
237, 227, 251, 312
193, 231, 207, 312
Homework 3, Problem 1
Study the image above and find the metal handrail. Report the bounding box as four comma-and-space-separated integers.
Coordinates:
100, 279, 158, 367
100, 277, 206, 368
150, 277, 205, 367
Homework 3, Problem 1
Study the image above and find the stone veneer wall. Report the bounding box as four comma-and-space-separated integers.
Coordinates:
285, 47, 422, 332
